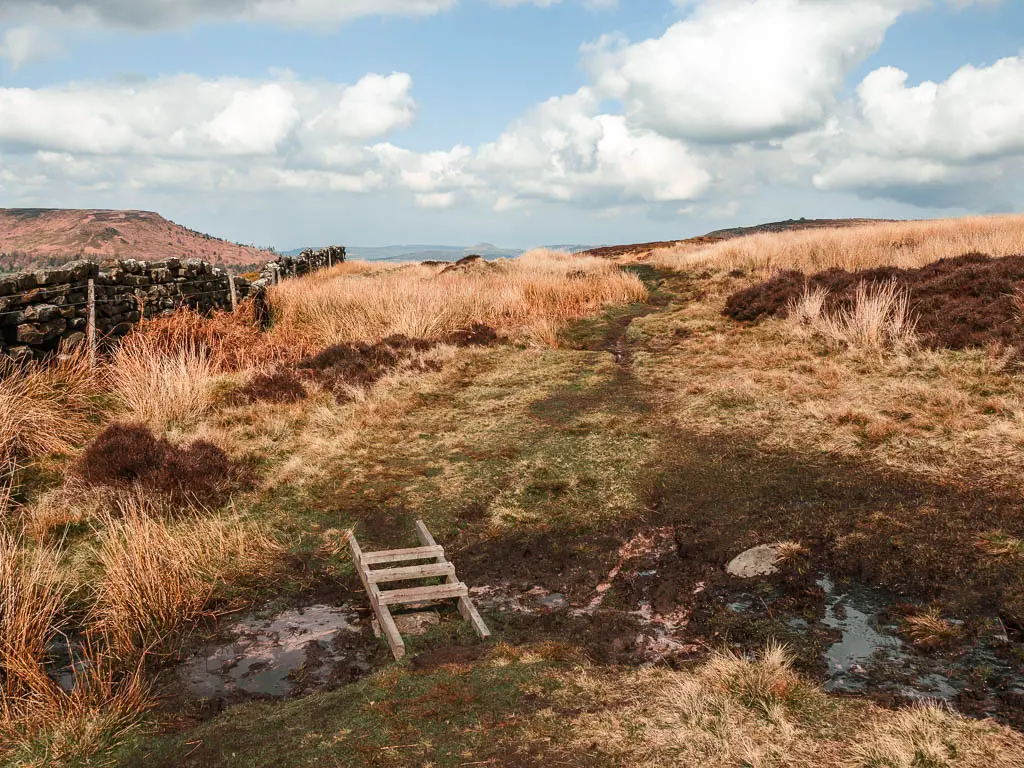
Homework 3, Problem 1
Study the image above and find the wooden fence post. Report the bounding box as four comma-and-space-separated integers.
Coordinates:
273, 265, 280, 286
228, 272, 238, 312
86, 278, 96, 368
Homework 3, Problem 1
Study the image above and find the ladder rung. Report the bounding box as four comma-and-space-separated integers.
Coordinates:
378, 582, 468, 606
367, 562, 456, 584
360, 545, 445, 565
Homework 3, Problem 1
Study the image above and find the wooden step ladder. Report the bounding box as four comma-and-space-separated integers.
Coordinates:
348, 520, 490, 660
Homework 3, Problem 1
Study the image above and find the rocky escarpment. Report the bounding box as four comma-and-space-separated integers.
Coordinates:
0, 246, 345, 362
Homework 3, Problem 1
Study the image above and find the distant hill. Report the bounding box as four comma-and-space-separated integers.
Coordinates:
285, 242, 593, 263
0, 209, 275, 272
703, 217, 894, 240
583, 218, 896, 259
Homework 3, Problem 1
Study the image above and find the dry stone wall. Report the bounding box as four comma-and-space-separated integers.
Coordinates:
251, 246, 346, 289
0, 246, 345, 362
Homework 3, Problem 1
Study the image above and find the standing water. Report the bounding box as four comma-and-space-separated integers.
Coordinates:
178, 604, 372, 698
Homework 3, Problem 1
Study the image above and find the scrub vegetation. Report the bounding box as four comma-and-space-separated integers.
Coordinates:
3, 227, 1024, 766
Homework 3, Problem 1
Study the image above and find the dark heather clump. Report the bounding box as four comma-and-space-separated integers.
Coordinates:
446, 323, 499, 347
723, 253, 1024, 355
79, 422, 235, 505
297, 335, 438, 401
229, 369, 307, 405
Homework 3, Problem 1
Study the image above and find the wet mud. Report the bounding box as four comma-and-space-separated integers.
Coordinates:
175, 604, 376, 702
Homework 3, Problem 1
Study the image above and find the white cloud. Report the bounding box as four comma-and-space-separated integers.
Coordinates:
204, 84, 300, 155
474, 89, 711, 205
0, 72, 414, 194
802, 55, 1024, 207
415, 192, 456, 208
0, 0, 457, 27
372, 143, 475, 193
0, 0, 606, 28
3, 0, 1023, 224
587, 0, 915, 142
370, 88, 711, 210
848, 59, 1024, 162
0, 23, 60, 66
0, 72, 415, 158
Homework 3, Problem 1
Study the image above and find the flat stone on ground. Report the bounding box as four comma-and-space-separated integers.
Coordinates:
392, 611, 441, 636
726, 544, 783, 578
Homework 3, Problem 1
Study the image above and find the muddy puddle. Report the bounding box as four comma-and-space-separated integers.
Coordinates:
816, 577, 1024, 709
177, 604, 375, 699
472, 546, 1024, 723
46, 636, 89, 692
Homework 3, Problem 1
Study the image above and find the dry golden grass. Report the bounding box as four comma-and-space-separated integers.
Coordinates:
788, 280, 919, 353
631, 271, 1024, 488
846, 704, 1024, 768
6, 660, 149, 768
0, 348, 99, 465
651, 214, 1024, 276
976, 531, 1024, 558
563, 645, 1024, 767
89, 494, 281, 658
0, 528, 149, 765
775, 540, 808, 563
268, 250, 647, 348
901, 609, 963, 650
19, 480, 110, 545
0, 530, 67, 727
129, 299, 314, 373
111, 333, 219, 429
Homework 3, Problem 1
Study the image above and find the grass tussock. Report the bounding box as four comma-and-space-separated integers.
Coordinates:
0, 529, 148, 764
788, 280, 919, 352
846, 704, 1024, 768
901, 609, 963, 650
0, 348, 99, 465
111, 333, 218, 429
1, 530, 67, 726
566, 645, 1024, 767
129, 300, 312, 372
268, 250, 647, 348
19, 479, 110, 544
90, 495, 281, 658
976, 531, 1024, 559
651, 214, 1024, 276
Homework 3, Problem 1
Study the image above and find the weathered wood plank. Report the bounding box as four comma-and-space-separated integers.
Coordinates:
349, 532, 404, 655
378, 582, 468, 606
414, 520, 438, 548
414, 520, 491, 639
367, 562, 456, 583
458, 595, 492, 638
377, 603, 406, 660
360, 545, 445, 565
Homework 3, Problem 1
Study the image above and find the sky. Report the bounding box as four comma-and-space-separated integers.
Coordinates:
0, 0, 1023, 250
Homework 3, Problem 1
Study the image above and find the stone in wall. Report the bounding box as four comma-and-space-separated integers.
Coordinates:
0, 247, 338, 362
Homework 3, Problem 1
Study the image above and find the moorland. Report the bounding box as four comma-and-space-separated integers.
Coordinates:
4, 217, 1024, 767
